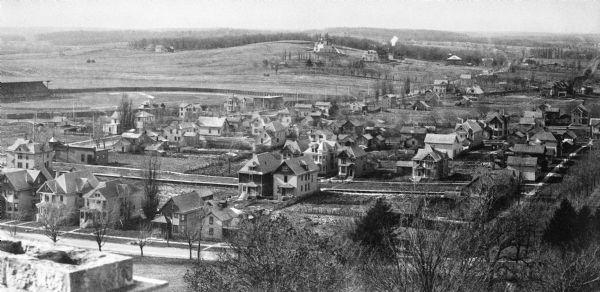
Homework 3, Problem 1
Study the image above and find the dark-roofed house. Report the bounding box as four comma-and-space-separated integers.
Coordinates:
424, 133, 461, 159
337, 145, 372, 179
294, 103, 314, 118
154, 190, 214, 237
507, 156, 540, 182
455, 119, 484, 148
337, 120, 364, 136
0, 169, 47, 220
36, 170, 100, 224
281, 139, 309, 160
399, 126, 427, 148
484, 112, 509, 139
412, 145, 449, 180
304, 138, 340, 176
571, 104, 590, 125
6, 138, 54, 170
411, 100, 432, 111
79, 180, 143, 228
529, 129, 560, 157
202, 203, 243, 241
510, 143, 546, 157
238, 153, 280, 200
356, 134, 374, 149
113, 131, 153, 153
0, 81, 50, 102
273, 156, 319, 200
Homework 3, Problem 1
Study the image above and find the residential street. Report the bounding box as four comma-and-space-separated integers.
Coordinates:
0, 228, 220, 261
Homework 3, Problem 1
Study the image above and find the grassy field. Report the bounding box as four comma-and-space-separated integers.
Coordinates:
0, 41, 484, 97
132, 256, 193, 292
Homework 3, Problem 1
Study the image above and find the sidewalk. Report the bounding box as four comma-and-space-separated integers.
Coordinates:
0, 221, 228, 260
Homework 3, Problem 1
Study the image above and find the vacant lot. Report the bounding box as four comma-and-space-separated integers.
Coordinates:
132, 256, 193, 292
110, 152, 214, 173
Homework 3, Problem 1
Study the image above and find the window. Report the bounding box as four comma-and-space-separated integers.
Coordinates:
180, 214, 186, 221
45, 195, 49, 202
283, 176, 288, 183
209, 216, 214, 224
17, 154, 22, 159
209, 228, 214, 236
7, 204, 12, 211
81, 154, 85, 162
59, 195, 64, 203
180, 225, 186, 233
209, 129, 212, 134
25, 163, 28, 169
17, 163, 22, 168
80, 212, 84, 219
173, 225, 179, 234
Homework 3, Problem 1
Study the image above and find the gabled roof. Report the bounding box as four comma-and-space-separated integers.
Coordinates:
424, 133, 458, 145
530, 130, 557, 143
83, 180, 135, 200
434, 79, 449, 85
485, 111, 507, 123
170, 190, 213, 214
338, 145, 367, 159
282, 139, 309, 154
507, 156, 538, 167
7, 138, 50, 154
510, 143, 546, 155
456, 120, 483, 133
412, 144, 448, 162
266, 121, 286, 132
121, 132, 144, 139
573, 104, 589, 113
239, 152, 280, 174
197, 117, 227, 128
399, 126, 427, 135
447, 55, 461, 61
110, 111, 120, 120
135, 111, 154, 118
207, 206, 241, 222
590, 118, 600, 127
2, 169, 41, 191
275, 156, 319, 175
519, 117, 536, 125
40, 170, 99, 195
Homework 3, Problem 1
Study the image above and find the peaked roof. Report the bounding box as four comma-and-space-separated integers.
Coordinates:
266, 121, 286, 132
207, 206, 241, 222
110, 111, 120, 120
83, 179, 136, 200
239, 152, 280, 173
399, 126, 427, 135
338, 145, 367, 159
283, 139, 309, 154
135, 111, 154, 118
170, 190, 213, 214
2, 169, 41, 191
485, 111, 506, 123
412, 144, 448, 162
507, 156, 538, 167
424, 133, 458, 145
197, 117, 226, 128
447, 55, 462, 60
456, 120, 483, 132
40, 170, 100, 195
276, 156, 319, 175
530, 130, 557, 143
510, 143, 546, 154
7, 138, 50, 154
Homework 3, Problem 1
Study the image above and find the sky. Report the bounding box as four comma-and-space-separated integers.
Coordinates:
0, 0, 598, 34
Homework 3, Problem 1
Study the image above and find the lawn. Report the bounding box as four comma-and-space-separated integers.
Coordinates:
110, 152, 213, 173
132, 256, 194, 292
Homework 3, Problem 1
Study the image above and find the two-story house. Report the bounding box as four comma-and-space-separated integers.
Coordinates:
201, 202, 243, 241
224, 95, 247, 113
237, 153, 280, 200
113, 131, 153, 153
304, 134, 340, 176
529, 129, 560, 157
102, 111, 121, 135
79, 180, 143, 228
424, 133, 462, 159
455, 119, 484, 149
294, 103, 314, 118
484, 112, 509, 139
411, 145, 449, 180
197, 117, 229, 136
162, 121, 197, 143
507, 156, 540, 182
36, 170, 100, 224
337, 145, 371, 179
272, 156, 319, 200
590, 118, 600, 139
0, 168, 47, 220
255, 121, 286, 148
277, 108, 292, 127
6, 138, 54, 170
179, 103, 203, 119
134, 111, 155, 130
281, 139, 309, 160
154, 190, 214, 237
314, 101, 332, 116
571, 104, 590, 125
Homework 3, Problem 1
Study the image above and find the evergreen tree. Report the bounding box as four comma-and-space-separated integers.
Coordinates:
305, 58, 313, 67
351, 198, 400, 258
575, 206, 593, 248
543, 199, 578, 249
404, 77, 411, 95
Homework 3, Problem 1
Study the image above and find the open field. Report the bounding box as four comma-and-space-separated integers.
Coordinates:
132, 256, 193, 292
0, 41, 486, 97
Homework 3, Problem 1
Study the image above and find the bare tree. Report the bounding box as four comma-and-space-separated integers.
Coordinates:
38, 203, 69, 243
142, 153, 161, 220
180, 224, 200, 260
131, 223, 152, 257
8, 210, 30, 237
118, 94, 135, 131
89, 204, 119, 251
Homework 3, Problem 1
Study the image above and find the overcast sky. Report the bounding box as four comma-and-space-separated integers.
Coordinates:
0, 0, 598, 34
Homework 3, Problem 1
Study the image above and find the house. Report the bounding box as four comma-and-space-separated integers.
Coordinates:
201, 203, 243, 241
294, 103, 314, 118
446, 55, 462, 65
337, 145, 372, 179
510, 143, 547, 157
36, 170, 100, 224
336, 134, 355, 146
113, 131, 153, 153
362, 50, 379, 62
571, 104, 590, 125
103, 111, 121, 135
465, 85, 484, 95
53, 144, 109, 165
544, 107, 562, 124
396, 161, 415, 176
277, 108, 292, 127
273, 156, 319, 200
424, 133, 462, 159
224, 95, 247, 113
349, 101, 367, 113
255, 121, 286, 148
590, 118, 600, 138
162, 121, 197, 143
197, 117, 229, 136
529, 129, 560, 157
0, 168, 47, 220
399, 126, 427, 148
315, 101, 332, 116
433, 80, 449, 94
523, 110, 545, 127
249, 114, 270, 136
411, 145, 449, 180
179, 103, 204, 119
238, 153, 280, 200
79, 180, 143, 228
281, 139, 309, 160
411, 100, 432, 111
356, 134, 374, 149
337, 120, 364, 135
134, 111, 155, 130
378, 94, 398, 110
455, 120, 484, 148
144, 141, 168, 156
484, 112, 509, 139
507, 156, 540, 182
153, 190, 215, 237
304, 137, 340, 176
253, 96, 284, 110
5, 138, 54, 170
